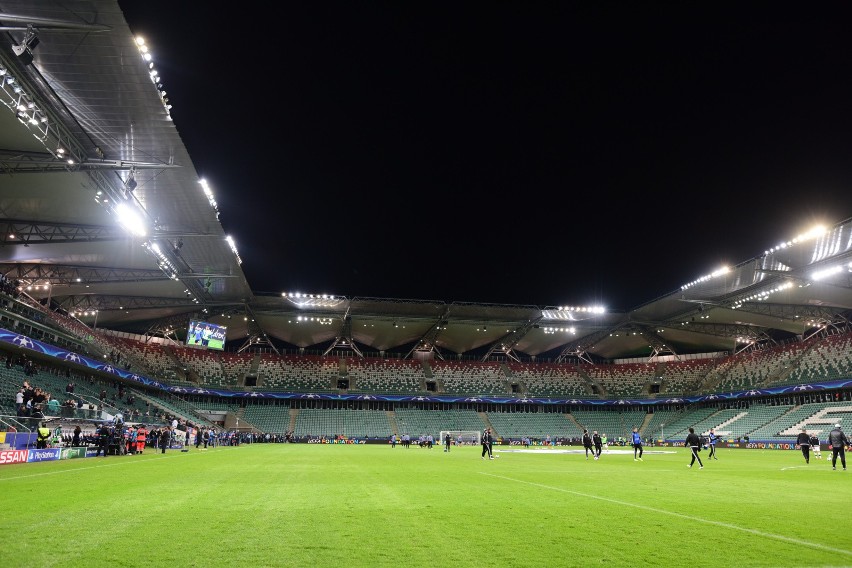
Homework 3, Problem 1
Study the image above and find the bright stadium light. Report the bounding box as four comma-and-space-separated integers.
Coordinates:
811, 265, 843, 281
115, 203, 146, 236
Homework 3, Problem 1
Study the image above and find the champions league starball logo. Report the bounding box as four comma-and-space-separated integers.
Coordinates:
793, 384, 814, 392
12, 335, 34, 349
63, 352, 82, 363
705, 394, 720, 400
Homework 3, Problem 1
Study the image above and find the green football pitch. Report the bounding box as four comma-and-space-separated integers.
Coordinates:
2, 443, 850, 568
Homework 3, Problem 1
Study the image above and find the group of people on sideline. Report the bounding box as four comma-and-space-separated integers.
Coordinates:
798, 424, 849, 470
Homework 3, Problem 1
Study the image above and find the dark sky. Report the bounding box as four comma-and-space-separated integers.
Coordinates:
118, 2, 852, 311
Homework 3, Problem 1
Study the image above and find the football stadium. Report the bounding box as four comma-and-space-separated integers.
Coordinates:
1, 3, 852, 568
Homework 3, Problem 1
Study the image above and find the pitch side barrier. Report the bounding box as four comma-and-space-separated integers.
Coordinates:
661, 440, 804, 450
2, 326, 851, 406
0, 446, 89, 466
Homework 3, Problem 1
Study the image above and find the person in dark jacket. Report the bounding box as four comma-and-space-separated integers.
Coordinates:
592, 431, 603, 460
582, 429, 594, 460
827, 424, 849, 471
685, 427, 704, 469
481, 428, 493, 460
94, 423, 110, 457
795, 428, 812, 464
159, 426, 172, 454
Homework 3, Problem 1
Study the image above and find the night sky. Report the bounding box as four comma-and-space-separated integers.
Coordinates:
117, 2, 852, 311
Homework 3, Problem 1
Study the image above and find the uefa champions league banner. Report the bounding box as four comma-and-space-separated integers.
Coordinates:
0, 328, 168, 390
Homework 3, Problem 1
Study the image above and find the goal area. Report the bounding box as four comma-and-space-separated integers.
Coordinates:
439, 430, 481, 446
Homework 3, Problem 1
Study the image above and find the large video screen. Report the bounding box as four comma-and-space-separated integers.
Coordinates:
186, 320, 227, 351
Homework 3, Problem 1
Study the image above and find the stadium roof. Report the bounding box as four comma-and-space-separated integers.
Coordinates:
1, 1, 851, 363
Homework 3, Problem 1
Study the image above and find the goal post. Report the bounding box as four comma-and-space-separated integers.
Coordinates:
439, 430, 481, 446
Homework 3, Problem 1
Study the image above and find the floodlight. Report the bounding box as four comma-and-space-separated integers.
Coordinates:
126, 168, 138, 191
13, 26, 39, 66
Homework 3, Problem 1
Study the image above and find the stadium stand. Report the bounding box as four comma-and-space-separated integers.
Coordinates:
345, 357, 424, 393
429, 360, 507, 395
1, 304, 851, 447
507, 361, 590, 398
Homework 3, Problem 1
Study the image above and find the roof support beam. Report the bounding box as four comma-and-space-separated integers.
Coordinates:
728, 302, 848, 326
238, 303, 278, 354
556, 327, 621, 364
323, 312, 362, 357
57, 294, 201, 311
0, 149, 178, 174
0, 263, 165, 285
0, 219, 124, 245
633, 324, 678, 360
0, 13, 111, 32
481, 316, 543, 362
404, 309, 451, 361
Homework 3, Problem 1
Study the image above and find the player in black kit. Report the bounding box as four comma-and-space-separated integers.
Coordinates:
685, 427, 704, 469
582, 429, 594, 460
795, 428, 812, 464
592, 431, 603, 460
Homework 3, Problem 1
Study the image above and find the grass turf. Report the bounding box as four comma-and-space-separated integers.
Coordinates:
1, 443, 850, 568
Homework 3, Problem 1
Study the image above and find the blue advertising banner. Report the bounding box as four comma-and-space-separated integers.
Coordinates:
27, 448, 61, 463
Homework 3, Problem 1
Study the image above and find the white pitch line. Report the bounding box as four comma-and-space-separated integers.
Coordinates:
0, 448, 220, 481
480, 472, 852, 557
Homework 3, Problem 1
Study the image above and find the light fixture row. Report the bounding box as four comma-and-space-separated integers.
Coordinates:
135, 36, 172, 119
0, 65, 74, 163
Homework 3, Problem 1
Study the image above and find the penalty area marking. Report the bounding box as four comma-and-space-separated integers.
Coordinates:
480, 471, 852, 557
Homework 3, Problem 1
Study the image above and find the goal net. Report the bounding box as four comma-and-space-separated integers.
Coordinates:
439, 430, 482, 446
